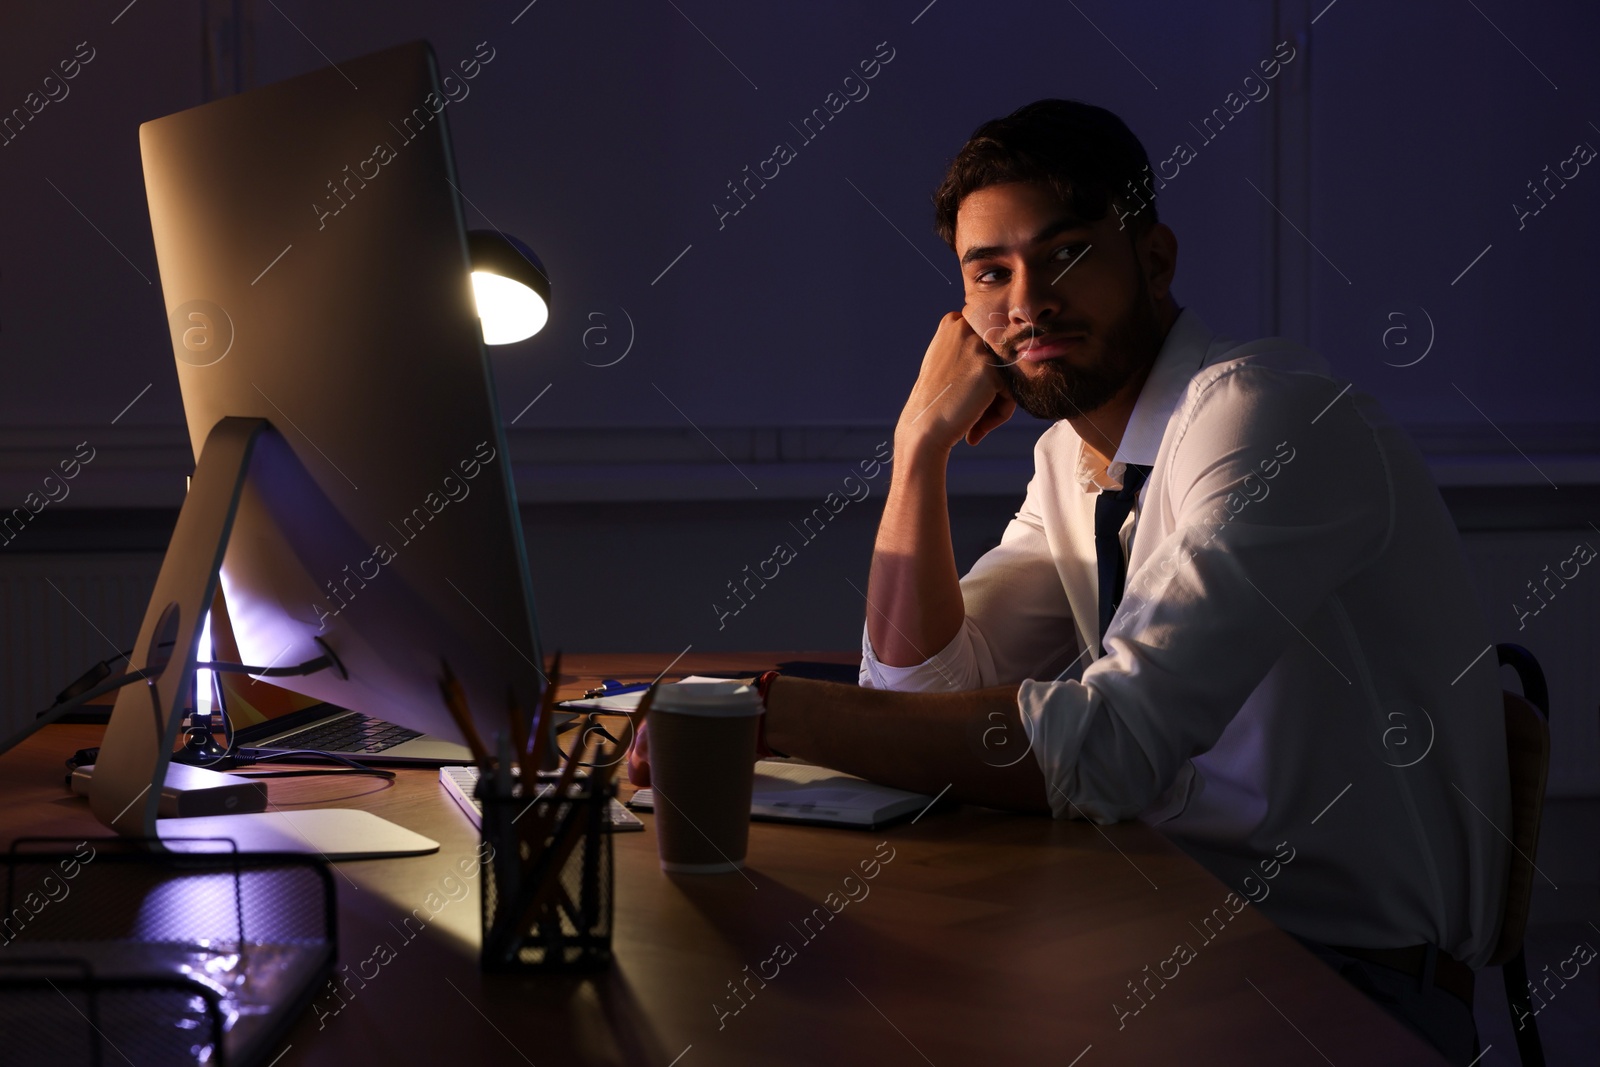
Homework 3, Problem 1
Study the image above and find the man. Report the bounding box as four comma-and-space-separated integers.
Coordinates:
637, 100, 1509, 1063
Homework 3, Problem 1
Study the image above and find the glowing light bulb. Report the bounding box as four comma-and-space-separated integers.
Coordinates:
472, 270, 549, 345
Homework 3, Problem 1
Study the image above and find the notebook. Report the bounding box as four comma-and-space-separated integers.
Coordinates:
557, 674, 732, 712
627, 760, 934, 830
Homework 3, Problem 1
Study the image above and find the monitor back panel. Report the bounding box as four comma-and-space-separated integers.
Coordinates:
139, 41, 544, 739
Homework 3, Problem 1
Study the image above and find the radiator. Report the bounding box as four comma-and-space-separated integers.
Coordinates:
0, 554, 161, 744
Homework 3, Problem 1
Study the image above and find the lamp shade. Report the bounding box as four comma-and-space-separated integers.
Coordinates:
467, 229, 551, 345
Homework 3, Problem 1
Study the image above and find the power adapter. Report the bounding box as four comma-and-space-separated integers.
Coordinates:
71, 762, 269, 818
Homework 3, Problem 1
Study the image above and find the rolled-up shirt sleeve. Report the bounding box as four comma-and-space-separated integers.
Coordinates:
1021, 365, 1392, 822
860, 473, 1081, 692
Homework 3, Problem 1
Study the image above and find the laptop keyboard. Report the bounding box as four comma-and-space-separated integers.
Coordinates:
271, 714, 423, 754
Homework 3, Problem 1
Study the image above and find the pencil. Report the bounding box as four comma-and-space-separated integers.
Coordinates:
528, 649, 562, 772
506, 685, 530, 783
545, 710, 587, 816
511, 686, 645, 951
520, 686, 587, 850
511, 735, 594, 938
439, 659, 490, 766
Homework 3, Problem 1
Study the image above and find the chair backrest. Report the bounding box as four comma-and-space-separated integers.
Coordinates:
1488, 686, 1550, 967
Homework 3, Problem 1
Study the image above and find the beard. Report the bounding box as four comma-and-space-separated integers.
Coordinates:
995, 271, 1166, 423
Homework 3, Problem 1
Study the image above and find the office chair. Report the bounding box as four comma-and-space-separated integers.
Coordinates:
1488, 643, 1550, 1067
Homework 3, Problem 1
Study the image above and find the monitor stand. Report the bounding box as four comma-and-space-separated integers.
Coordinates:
88, 416, 438, 859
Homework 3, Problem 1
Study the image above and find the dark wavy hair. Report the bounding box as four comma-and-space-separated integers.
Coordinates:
932, 99, 1157, 250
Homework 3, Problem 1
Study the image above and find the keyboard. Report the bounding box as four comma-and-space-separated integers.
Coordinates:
440, 765, 643, 832
266, 713, 422, 754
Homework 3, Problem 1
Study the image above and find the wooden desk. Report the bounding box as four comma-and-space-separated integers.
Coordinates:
0, 652, 1444, 1065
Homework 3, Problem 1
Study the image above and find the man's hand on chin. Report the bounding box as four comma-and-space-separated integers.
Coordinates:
895, 311, 1016, 457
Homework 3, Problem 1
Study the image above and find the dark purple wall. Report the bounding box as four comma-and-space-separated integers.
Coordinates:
11, 1, 1588, 446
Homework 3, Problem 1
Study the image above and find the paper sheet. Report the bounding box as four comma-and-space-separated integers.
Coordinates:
557, 674, 744, 712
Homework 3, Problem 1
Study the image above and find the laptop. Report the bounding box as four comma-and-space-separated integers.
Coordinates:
231, 702, 475, 764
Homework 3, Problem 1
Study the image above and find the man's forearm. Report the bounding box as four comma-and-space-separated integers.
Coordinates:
763, 676, 1049, 814
864, 438, 966, 667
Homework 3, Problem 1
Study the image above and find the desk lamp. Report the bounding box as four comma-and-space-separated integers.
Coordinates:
469, 230, 551, 344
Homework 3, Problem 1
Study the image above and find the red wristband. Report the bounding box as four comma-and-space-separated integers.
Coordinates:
754, 670, 784, 758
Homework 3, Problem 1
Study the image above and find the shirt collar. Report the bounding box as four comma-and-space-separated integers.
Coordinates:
1073, 307, 1217, 491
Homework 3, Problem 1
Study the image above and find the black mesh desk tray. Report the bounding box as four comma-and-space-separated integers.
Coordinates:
0, 839, 335, 1067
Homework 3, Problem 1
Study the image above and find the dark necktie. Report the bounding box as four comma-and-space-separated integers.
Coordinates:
1095, 463, 1152, 655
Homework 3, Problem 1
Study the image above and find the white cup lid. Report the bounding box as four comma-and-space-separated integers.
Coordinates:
652, 680, 763, 717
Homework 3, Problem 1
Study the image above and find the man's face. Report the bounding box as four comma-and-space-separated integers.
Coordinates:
954, 181, 1170, 422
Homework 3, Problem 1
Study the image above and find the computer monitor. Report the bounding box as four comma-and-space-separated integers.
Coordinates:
88, 41, 546, 850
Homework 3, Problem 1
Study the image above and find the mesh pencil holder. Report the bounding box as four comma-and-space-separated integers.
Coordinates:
478, 772, 614, 972
0, 838, 335, 1067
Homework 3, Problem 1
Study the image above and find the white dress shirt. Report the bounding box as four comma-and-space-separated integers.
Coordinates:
860, 308, 1511, 967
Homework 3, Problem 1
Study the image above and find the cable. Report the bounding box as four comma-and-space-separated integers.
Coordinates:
556, 711, 637, 768
177, 693, 393, 782
177, 707, 394, 782
29, 666, 152, 727
23, 642, 393, 785
63, 740, 395, 784
35, 650, 338, 722
51, 650, 132, 706
195, 656, 335, 678
228, 748, 396, 781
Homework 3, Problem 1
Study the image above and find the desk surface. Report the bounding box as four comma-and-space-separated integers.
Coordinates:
0, 652, 1443, 1066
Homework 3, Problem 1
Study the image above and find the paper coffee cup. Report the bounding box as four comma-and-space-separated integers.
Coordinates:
648, 680, 762, 874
